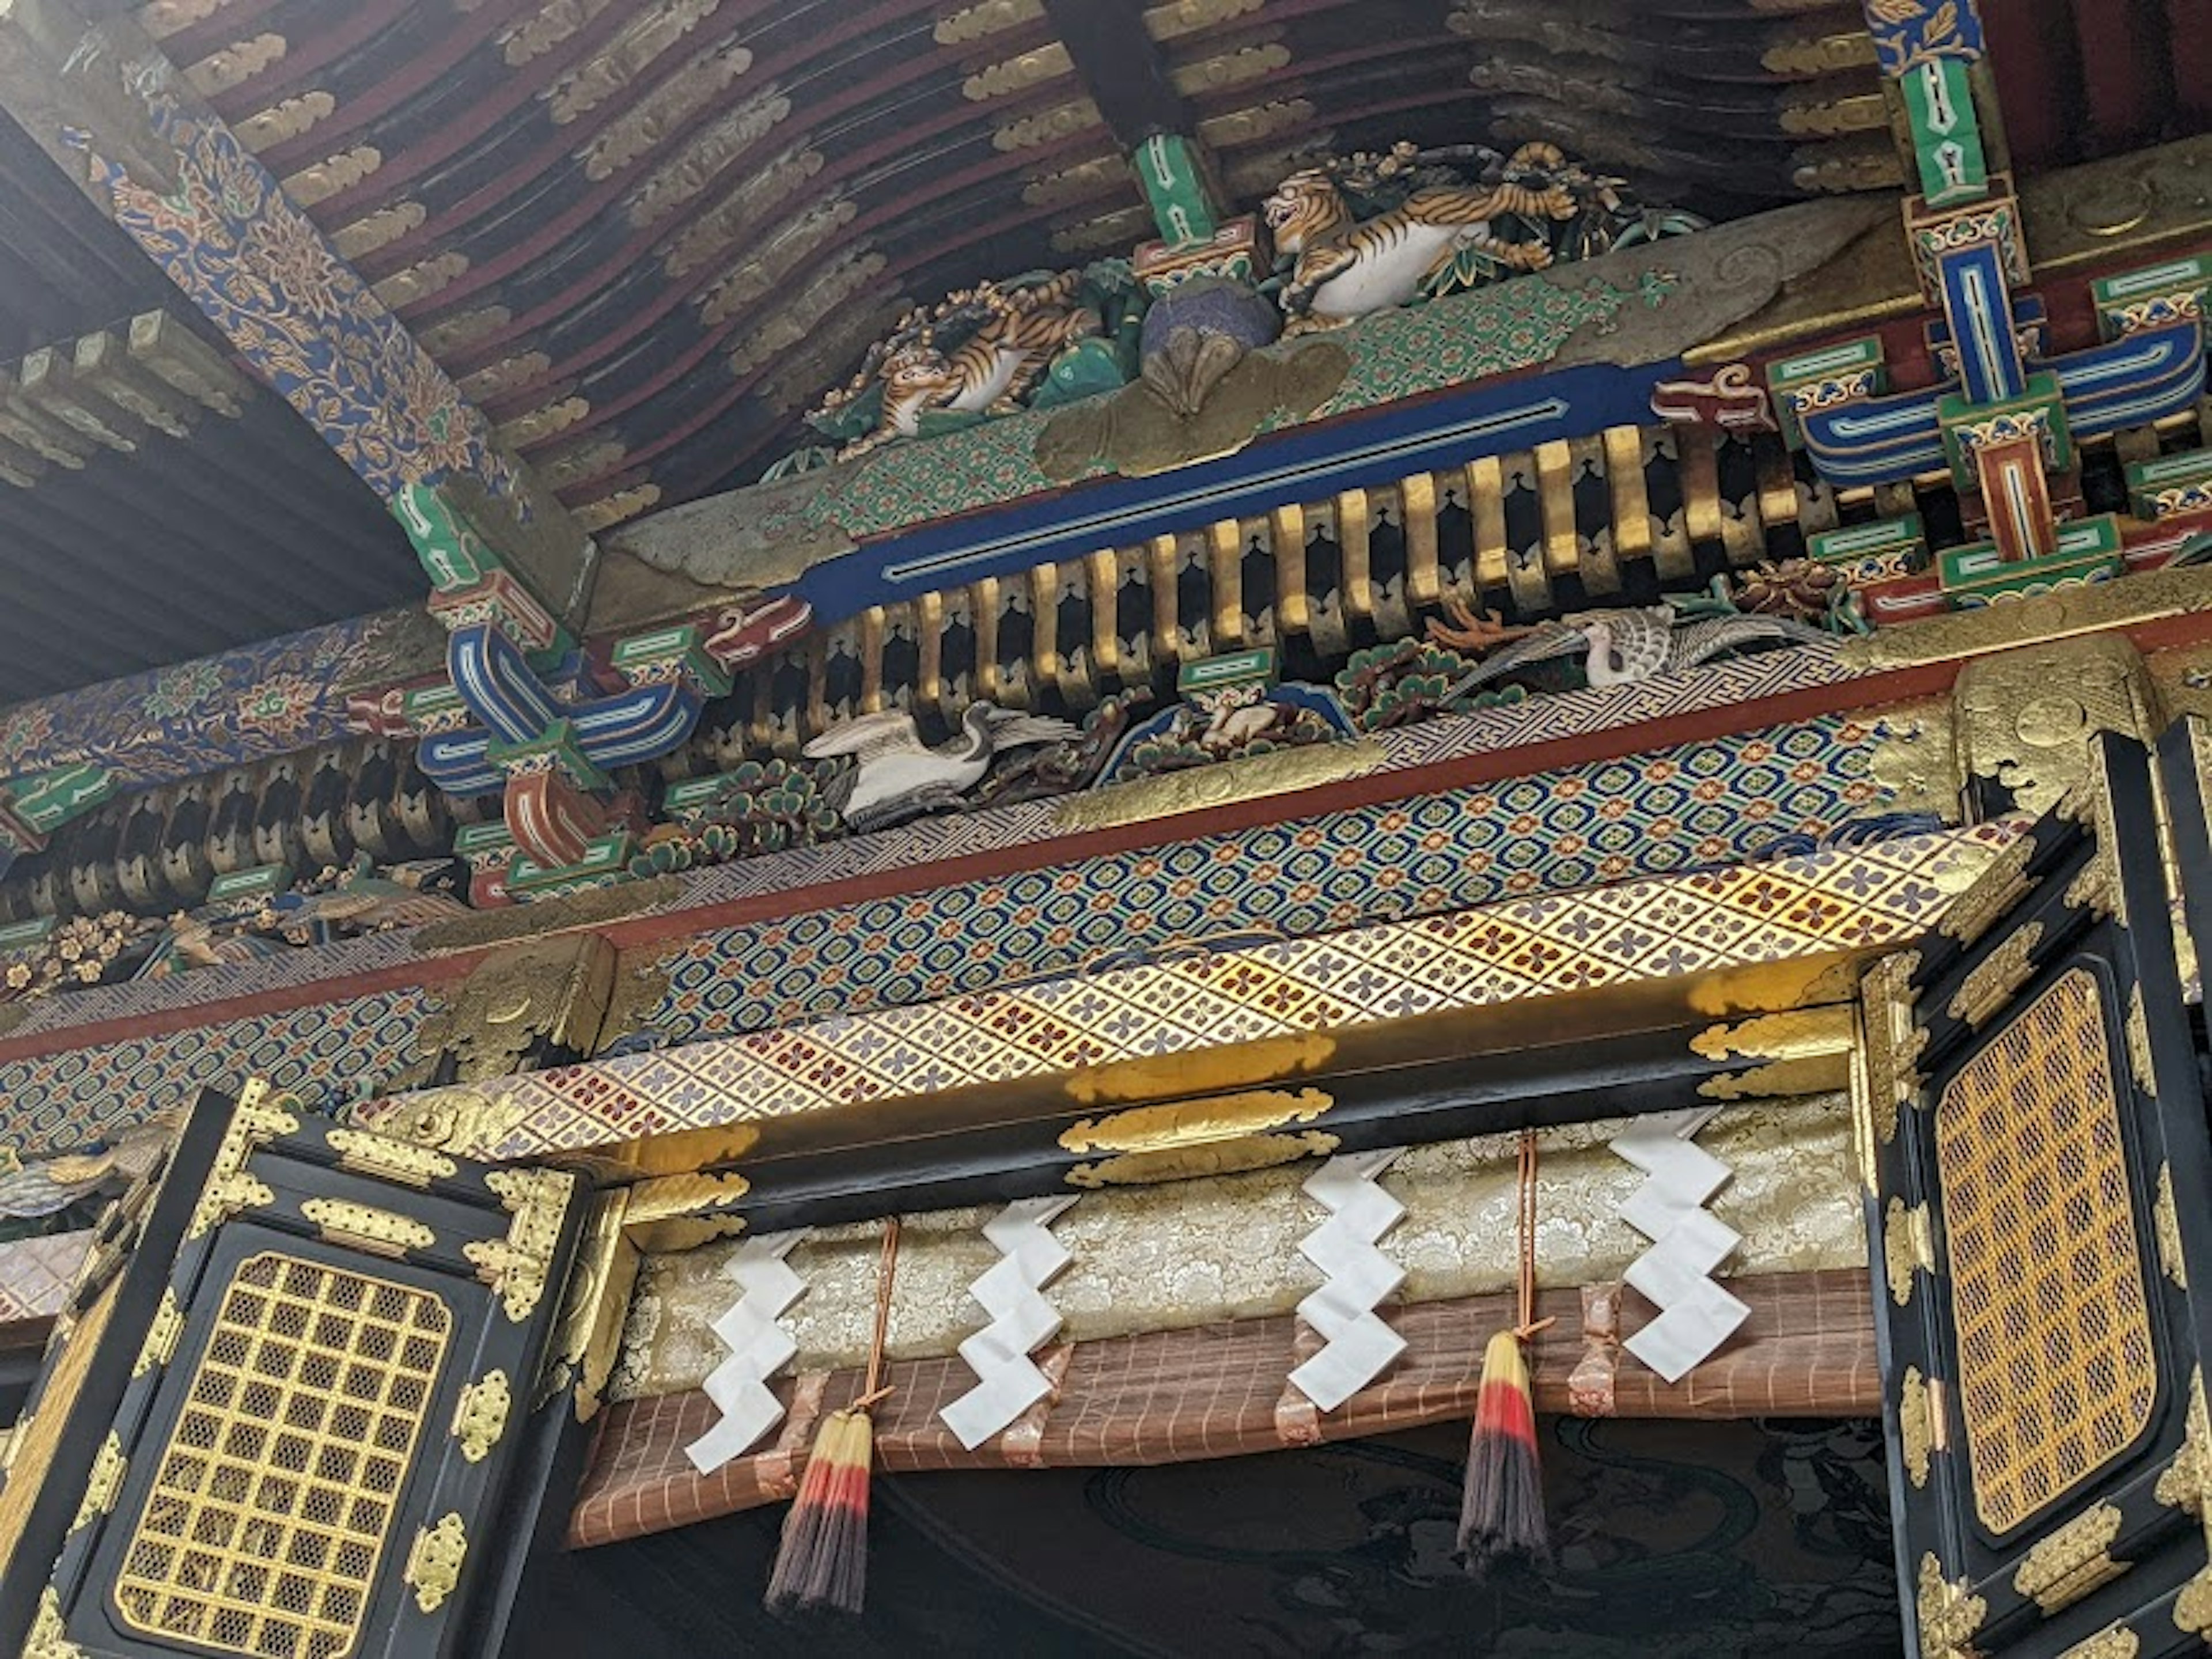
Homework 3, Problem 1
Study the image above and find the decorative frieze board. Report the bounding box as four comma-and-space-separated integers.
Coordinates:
354, 821, 2018, 1164
0, 644, 1867, 1047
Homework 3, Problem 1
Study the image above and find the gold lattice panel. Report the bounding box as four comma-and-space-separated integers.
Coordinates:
1937, 967, 2156, 1534
115, 1253, 451, 1658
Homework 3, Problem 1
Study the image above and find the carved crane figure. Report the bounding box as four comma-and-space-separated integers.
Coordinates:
804, 703, 1079, 831
1431, 601, 1831, 700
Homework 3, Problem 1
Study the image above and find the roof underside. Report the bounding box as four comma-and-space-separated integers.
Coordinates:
1, 0, 2205, 702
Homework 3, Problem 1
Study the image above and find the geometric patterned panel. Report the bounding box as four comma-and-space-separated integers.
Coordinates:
0, 1230, 93, 1321
114, 1252, 451, 1659
0, 987, 431, 1160
358, 822, 2022, 1161
1937, 967, 2157, 1535
647, 715, 1893, 1047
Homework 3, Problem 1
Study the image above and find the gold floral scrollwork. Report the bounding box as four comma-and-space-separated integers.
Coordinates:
450, 1370, 511, 1464
2125, 987, 2157, 1099
1055, 741, 1385, 832
2155, 1369, 2211, 1520
2058, 1624, 2138, 1659
370, 1085, 529, 1161
2156, 1165, 2189, 1290
1948, 922, 2045, 1029
466, 1168, 575, 1322
404, 1513, 468, 1614
1954, 634, 2160, 817
24, 1588, 82, 1658
1690, 1006, 1854, 1101
1900, 1366, 1935, 1487
1938, 835, 2037, 948
2178, 1567, 2212, 1640
187, 1081, 300, 1240
1061, 1088, 1338, 1187
133, 1286, 184, 1378
407, 934, 621, 1083
325, 1127, 457, 1188
300, 1198, 435, 1259
1861, 951, 1927, 1145
1885, 1198, 1933, 1306
1916, 1552, 1987, 1659
2013, 1503, 2128, 1614
2065, 847, 2122, 925
68, 1434, 124, 1533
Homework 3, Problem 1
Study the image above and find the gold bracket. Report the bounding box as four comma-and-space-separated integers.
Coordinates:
404, 1513, 468, 1614
132, 1286, 184, 1378
2156, 1165, 2189, 1290
2125, 987, 2157, 1099
67, 1434, 124, 1534
450, 1370, 511, 1464
1860, 951, 1926, 1146
1948, 922, 2044, 1028
23, 1588, 83, 1659
187, 1080, 298, 1240
1900, 1366, 1944, 1487
465, 1168, 574, 1322
2013, 1502, 2128, 1615
1916, 1552, 1988, 1659
1884, 1198, 1933, 1306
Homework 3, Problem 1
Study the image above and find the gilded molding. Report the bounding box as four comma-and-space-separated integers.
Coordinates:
2014, 1502, 2128, 1615
2059, 1625, 2138, 1659
1884, 1198, 1931, 1307
1916, 1552, 1986, 1659
501, 0, 615, 65
2156, 1164, 2188, 1289
235, 91, 336, 153
372, 1085, 530, 1158
413, 876, 682, 953
326, 1127, 457, 1188
1840, 569, 2212, 673
1055, 738, 1384, 831
132, 1287, 184, 1378
576, 486, 661, 532
183, 33, 287, 97
450, 1370, 512, 1463
498, 395, 590, 448
404, 1513, 468, 1613
581, 40, 755, 180
550, 1193, 637, 1418
2126, 986, 2157, 1099
1061, 1088, 1337, 1187
67, 1433, 124, 1533
1860, 950, 1926, 1145
301, 1198, 436, 1256
626, 89, 792, 230
1948, 922, 2044, 1029
1937, 835, 2035, 949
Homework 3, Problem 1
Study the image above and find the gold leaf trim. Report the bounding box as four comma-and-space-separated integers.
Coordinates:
67, 1433, 124, 1533
404, 1512, 468, 1613
133, 1286, 184, 1378
2059, 1624, 2138, 1659
450, 1369, 511, 1463
545, 0, 721, 124
964, 41, 1073, 100
236, 91, 335, 152
1060, 1087, 1335, 1154
935, 0, 1042, 43
184, 32, 287, 97
281, 144, 381, 208
1839, 567, 2212, 672
300, 1198, 436, 1257
2126, 985, 2157, 1098
1884, 1198, 1931, 1306
372, 251, 469, 310
2157, 1164, 2189, 1289
2013, 1502, 2127, 1614
1937, 834, 2036, 948
2156, 1368, 2211, 1518
1948, 921, 2044, 1028
326, 1127, 457, 1188
1057, 740, 1384, 832
1859, 951, 1925, 1145
1900, 1365, 1934, 1487
1069, 1128, 1339, 1187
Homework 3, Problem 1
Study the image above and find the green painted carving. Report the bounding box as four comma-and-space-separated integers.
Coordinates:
1902, 56, 1988, 207
394, 482, 497, 594
6, 764, 118, 832
1135, 134, 1221, 248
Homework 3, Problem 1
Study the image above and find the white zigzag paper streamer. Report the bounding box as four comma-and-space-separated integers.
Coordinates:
685, 1229, 810, 1474
1289, 1147, 1408, 1411
941, 1195, 1080, 1450
1611, 1108, 1749, 1383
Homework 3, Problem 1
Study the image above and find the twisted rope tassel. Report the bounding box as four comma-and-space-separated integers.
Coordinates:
1460, 1129, 1554, 1577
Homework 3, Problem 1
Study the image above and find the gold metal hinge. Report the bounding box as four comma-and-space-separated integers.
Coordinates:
132, 1286, 184, 1378
404, 1513, 468, 1614
1885, 1198, 1934, 1306
67, 1434, 124, 1533
325, 1126, 457, 1188
451, 1370, 511, 1464
300, 1197, 435, 1257
2013, 1503, 2128, 1614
